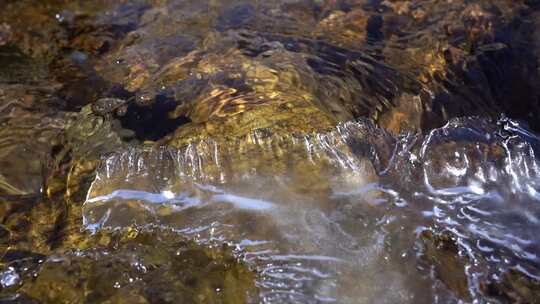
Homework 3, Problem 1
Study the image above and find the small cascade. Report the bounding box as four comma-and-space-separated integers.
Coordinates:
83, 117, 540, 302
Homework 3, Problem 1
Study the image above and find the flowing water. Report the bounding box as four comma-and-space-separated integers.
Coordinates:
1, 0, 540, 303
81, 118, 540, 303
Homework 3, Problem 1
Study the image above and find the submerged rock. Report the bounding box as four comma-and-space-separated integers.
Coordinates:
0, 0, 540, 303
484, 267, 540, 303
19, 229, 258, 304
421, 229, 540, 304
420, 230, 471, 300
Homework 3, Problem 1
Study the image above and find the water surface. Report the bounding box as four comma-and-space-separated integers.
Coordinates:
1, 0, 540, 303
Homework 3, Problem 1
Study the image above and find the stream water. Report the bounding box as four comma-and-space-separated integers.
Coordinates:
1, 0, 540, 303
80, 117, 540, 303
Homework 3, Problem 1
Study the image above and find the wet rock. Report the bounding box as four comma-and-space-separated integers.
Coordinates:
483, 268, 540, 303
2, 0, 539, 135
91, 97, 129, 117
0, 46, 48, 85
0, 23, 12, 47
100, 26, 414, 143
421, 229, 540, 304
314, 8, 368, 48
376, 93, 423, 134
84, 1, 425, 142
49, 54, 110, 111
420, 230, 471, 301
20, 229, 258, 304
58, 2, 150, 55
0, 106, 64, 196
216, 4, 256, 32
379, 0, 540, 131
0, 225, 10, 261
0, 1, 146, 61
0, 1, 540, 303
63, 105, 125, 159
0, 2, 66, 59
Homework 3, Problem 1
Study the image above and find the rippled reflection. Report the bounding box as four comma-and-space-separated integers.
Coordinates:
1, 0, 540, 302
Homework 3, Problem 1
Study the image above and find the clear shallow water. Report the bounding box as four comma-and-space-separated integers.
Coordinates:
83, 118, 540, 303
1, 0, 540, 302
